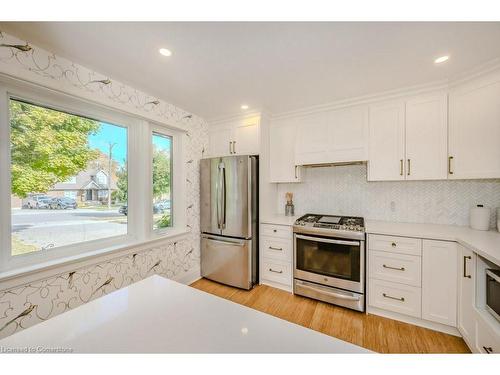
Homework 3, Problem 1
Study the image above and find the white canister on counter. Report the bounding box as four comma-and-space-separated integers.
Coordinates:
469, 205, 490, 231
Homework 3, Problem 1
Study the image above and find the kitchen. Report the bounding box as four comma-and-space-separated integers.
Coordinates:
0, 9, 499, 370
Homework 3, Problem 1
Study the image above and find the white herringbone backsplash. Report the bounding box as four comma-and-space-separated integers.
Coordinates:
276, 164, 500, 228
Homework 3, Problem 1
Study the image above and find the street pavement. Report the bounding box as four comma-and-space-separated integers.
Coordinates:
11, 208, 127, 251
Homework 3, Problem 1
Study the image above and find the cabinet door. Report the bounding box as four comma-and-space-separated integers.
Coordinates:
449, 75, 500, 179
328, 105, 369, 163
295, 111, 330, 165
208, 127, 232, 157
269, 118, 301, 183
422, 240, 458, 326
458, 245, 476, 346
233, 120, 259, 155
367, 101, 405, 181
405, 94, 448, 180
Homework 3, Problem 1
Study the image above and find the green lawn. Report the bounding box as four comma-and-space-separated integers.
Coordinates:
11, 235, 38, 256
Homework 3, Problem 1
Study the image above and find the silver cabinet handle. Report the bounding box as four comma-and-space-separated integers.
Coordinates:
268, 268, 283, 274
268, 246, 283, 251
407, 159, 411, 176
448, 156, 454, 175
294, 165, 298, 179
463, 255, 472, 278
400, 159, 403, 176
483, 346, 493, 354
295, 234, 360, 246
383, 293, 405, 302
383, 264, 405, 271
229, 141, 233, 154
232, 141, 236, 154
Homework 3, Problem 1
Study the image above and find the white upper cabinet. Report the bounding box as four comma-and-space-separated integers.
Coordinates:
294, 106, 368, 166
367, 101, 406, 181
421, 240, 457, 327
405, 94, 448, 180
208, 127, 233, 157
233, 118, 260, 155
269, 118, 301, 183
368, 93, 448, 181
207, 115, 260, 157
448, 73, 500, 179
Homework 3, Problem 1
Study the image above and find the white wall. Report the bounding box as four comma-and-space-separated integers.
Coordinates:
276, 164, 500, 228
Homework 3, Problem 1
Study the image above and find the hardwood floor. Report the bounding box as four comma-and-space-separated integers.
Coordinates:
190, 278, 470, 353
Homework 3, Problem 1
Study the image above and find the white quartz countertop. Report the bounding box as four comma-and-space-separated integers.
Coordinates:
365, 220, 500, 266
260, 215, 500, 266
0, 275, 369, 353
261, 214, 300, 226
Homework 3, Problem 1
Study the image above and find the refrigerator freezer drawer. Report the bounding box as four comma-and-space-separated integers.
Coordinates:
201, 234, 253, 290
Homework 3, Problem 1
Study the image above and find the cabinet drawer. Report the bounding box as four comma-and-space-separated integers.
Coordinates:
261, 236, 292, 261
260, 224, 292, 239
369, 250, 421, 287
368, 234, 422, 256
368, 278, 422, 318
261, 259, 292, 286
476, 316, 500, 354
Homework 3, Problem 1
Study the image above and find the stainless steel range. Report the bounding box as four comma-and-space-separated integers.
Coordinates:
293, 214, 366, 312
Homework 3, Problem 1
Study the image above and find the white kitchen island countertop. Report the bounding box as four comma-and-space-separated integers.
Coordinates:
0, 275, 370, 353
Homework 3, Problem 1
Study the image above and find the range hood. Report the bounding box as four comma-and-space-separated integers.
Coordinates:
299, 160, 367, 168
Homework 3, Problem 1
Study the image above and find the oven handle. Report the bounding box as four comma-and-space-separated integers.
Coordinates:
295, 234, 360, 247
298, 283, 361, 301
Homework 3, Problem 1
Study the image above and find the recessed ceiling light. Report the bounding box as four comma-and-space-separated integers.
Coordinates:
434, 55, 450, 64
159, 48, 172, 57
241, 104, 249, 110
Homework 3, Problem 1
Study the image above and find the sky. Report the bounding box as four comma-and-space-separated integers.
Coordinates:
153, 132, 172, 153
88, 123, 128, 166
88, 124, 171, 168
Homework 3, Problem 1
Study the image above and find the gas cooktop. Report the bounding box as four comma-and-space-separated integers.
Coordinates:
293, 214, 365, 240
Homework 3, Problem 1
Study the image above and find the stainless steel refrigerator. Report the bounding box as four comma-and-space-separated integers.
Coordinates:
200, 155, 258, 290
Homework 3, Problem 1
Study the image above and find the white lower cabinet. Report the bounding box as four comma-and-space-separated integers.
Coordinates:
422, 240, 458, 327
458, 245, 476, 346
476, 315, 500, 354
369, 278, 422, 318
260, 223, 293, 291
368, 235, 459, 333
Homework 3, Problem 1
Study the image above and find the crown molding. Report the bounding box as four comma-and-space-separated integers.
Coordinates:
271, 57, 500, 121
207, 108, 266, 125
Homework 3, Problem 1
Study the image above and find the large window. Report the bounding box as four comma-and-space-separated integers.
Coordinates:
152, 132, 173, 230
9, 99, 128, 256
0, 82, 186, 274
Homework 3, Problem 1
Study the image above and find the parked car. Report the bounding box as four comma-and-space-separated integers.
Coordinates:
49, 197, 77, 210
26, 194, 52, 209
119, 205, 128, 216
154, 200, 171, 214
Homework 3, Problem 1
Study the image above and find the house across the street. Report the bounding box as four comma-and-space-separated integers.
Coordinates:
11, 168, 118, 208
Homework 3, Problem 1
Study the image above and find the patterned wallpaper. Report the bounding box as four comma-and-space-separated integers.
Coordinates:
0, 31, 209, 339
277, 164, 500, 228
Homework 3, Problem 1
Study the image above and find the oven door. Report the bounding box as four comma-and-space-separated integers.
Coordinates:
294, 233, 364, 293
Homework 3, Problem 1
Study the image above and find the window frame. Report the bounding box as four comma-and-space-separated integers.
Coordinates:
0, 79, 187, 274
149, 123, 186, 238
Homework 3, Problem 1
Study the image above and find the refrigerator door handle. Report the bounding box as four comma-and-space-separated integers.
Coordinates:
220, 163, 226, 229
215, 164, 221, 229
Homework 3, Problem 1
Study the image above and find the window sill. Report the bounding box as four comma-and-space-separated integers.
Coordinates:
0, 228, 191, 287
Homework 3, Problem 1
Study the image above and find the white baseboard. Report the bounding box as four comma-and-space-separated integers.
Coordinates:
367, 306, 461, 337
172, 267, 201, 285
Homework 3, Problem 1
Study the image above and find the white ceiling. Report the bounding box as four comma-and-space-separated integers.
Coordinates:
2, 22, 500, 120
